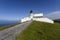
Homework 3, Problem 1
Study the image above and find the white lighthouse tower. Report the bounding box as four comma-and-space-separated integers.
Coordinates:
30, 10, 34, 19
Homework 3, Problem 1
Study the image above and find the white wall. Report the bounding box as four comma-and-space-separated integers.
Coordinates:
33, 18, 54, 23
21, 17, 54, 23
21, 17, 31, 22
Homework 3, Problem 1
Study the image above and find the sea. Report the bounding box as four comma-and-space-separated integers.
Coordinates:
0, 20, 20, 27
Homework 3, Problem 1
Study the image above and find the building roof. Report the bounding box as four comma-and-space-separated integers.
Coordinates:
33, 13, 43, 17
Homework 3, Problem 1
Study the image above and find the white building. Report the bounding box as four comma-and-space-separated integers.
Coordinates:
21, 10, 54, 23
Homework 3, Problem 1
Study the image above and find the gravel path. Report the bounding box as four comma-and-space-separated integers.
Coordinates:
0, 21, 31, 40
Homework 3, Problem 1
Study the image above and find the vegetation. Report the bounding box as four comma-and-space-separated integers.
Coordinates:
16, 21, 60, 40
0, 23, 20, 31
54, 19, 60, 23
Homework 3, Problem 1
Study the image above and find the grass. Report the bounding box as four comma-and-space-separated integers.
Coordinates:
0, 23, 20, 31
16, 21, 60, 40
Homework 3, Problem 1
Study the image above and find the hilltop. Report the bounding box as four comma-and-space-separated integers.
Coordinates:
16, 21, 60, 40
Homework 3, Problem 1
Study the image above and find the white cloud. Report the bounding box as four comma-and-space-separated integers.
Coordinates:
44, 11, 60, 20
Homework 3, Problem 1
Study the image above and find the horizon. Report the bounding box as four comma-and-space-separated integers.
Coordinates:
0, 0, 60, 20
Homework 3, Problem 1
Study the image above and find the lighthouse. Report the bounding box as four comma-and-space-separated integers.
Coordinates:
30, 10, 34, 19
21, 10, 54, 23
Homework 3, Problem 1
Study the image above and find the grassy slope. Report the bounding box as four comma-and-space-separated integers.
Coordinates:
16, 21, 60, 40
0, 23, 20, 31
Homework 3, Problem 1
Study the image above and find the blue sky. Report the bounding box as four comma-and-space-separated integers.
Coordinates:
0, 0, 60, 20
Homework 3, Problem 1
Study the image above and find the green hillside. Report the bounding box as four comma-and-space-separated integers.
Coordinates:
16, 21, 60, 40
